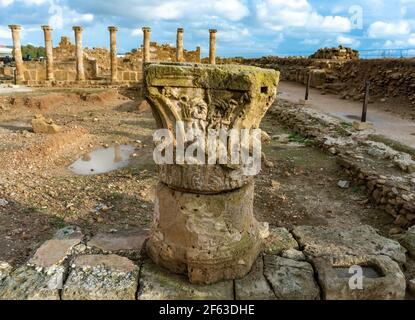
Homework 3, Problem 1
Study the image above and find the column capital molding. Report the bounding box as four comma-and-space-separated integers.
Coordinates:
108, 26, 118, 32
8, 25, 21, 31
41, 25, 53, 31
72, 26, 83, 32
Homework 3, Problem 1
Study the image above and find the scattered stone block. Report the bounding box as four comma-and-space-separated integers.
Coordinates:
0, 265, 63, 300
87, 228, 148, 261
281, 249, 306, 261
0, 262, 12, 285
62, 254, 139, 300
54, 226, 83, 240
138, 260, 233, 300
263, 255, 320, 300
235, 256, 276, 300
313, 255, 406, 300
31, 114, 61, 134
263, 227, 299, 255
337, 180, 350, 189
299, 99, 312, 106
352, 121, 374, 131
293, 225, 407, 265
28, 238, 82, 268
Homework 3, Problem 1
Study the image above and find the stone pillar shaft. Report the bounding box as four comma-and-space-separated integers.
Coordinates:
73, 26, 85, 81
8, 25, 24, 83
142, 27, 151, 63
176, 28, 184, 62
108, 26, 118, 82
209, 29, 217, 65
42, 26, 54, 81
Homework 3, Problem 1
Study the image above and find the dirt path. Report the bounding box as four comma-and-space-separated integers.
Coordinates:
279, 81, 415, 148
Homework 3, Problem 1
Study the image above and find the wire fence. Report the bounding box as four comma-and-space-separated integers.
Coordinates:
272, 48, 415, 59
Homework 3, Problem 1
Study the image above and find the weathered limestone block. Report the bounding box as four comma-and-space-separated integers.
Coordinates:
263, 227, 299, 255
62, 254, 139, 300
87, 228, 148, 261
0, 265, 63, 300
138, 259, 233, 300
148, 182, 263, 284
0, 262, 12, 285
263, 255, 320, 300
293, 225, 407, 265
144, 63, 279, 284
313, 255, 406, 300
235, 256, 276, 300
31, 114, 61, 134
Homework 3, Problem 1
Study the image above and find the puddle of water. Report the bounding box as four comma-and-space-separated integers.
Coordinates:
69, 144, 135, 175
334, 266, 383, 279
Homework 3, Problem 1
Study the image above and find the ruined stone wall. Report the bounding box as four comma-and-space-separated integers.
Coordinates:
217, 56, 415, 106
309, 45, 359, 60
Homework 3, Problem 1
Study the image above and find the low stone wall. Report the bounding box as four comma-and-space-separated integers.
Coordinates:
269, 99, 415, 232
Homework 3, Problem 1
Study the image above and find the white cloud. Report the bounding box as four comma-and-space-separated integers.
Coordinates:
302, 38, 320, 45
256, 0, 352, 33
0, 26, 11, 39
337, 35, 360, 47
131, 28, 143, 37
368, 21, 411, 38
0, 0, 14, 6
384, 34, 415, 47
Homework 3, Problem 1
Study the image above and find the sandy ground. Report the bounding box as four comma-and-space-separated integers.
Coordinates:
279, 81, 415, 148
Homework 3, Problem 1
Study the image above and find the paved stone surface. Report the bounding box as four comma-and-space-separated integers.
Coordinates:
28, 238, 82, 268
293, 225, 406, 265
88, 228, 148, 261
138, 260, 234, 300
263, 255, 320, 300
313, 255, 406, 300
235, 256, 276, 300
400, 226, 415, 258
62, 254, 139, 300
0, 265, 63, 300
263, 227, 299, 255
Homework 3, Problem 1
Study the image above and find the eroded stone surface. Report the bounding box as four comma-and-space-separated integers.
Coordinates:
28, 238, 82, 268
263, 227, 299, 255
263, 255, 320, 300
0, 265, 63, 300
138, 260, 233, 300
235, 256, 275, 300
293, 225, 406, 265
281, 249, 306, 261
88, 228, 148, 261
0, 262, 12, 285
31, 114, 61, 134
62, 254, 139, 300
313, 255, 405, 300
148, 182, 262, 284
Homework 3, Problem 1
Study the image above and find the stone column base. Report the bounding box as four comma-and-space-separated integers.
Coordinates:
147, 182, 264, 284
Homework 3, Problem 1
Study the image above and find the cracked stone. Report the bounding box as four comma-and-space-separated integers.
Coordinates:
235, 256, 275, 300
138, 259, 233, 300
62, 254, 139, 300
263, 255, 320, 300
281, 249, 306, 261
263, 227, 299, 255
292, 225, 406, 265
399, 226, 415, 258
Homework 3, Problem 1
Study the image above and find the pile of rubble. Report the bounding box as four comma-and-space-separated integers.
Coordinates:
309, 45, 359, 60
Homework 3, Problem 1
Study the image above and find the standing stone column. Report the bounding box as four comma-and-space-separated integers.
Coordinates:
108, 26, 118, 82
209, 29, 217, 65
72, 26, 85, 81
41, 25, 54, 81
8, 25, 24, 83
144, 63, 280, 284
196, 46, 201, 63
142, 27, 151, 63
176, 28, 184, 62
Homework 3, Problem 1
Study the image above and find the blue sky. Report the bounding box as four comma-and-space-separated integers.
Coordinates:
1, 0, 415, 57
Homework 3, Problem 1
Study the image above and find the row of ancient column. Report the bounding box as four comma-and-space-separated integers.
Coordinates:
8, 25, 218, 84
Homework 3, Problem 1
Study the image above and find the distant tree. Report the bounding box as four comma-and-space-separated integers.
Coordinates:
21, 45, 46, 59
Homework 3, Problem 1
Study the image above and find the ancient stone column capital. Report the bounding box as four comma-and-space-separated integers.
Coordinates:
72, 26, 83, 32
8, 24, 21, 31
177, 27, 184, 33
209, 28, 217, 34
144, 62, 280, 284
142, 26, 151, 32
108, 26, 118, 32
41, 25, 53, 32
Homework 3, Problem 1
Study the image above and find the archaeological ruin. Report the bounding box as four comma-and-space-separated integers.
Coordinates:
1, 19, 415, 304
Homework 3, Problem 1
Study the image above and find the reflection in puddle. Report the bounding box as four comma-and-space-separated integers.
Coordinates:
334, 266, 382, 279
69, 144, 135, 175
